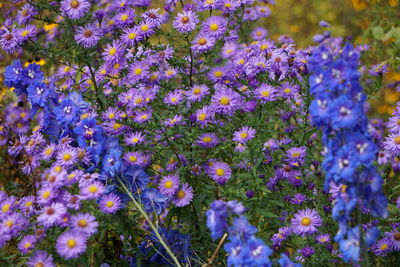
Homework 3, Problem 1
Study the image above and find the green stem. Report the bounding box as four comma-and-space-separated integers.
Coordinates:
118, 180, 182, 267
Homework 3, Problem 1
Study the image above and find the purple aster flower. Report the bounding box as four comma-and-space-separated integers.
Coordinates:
192, 34, 216, 53
158, 174, 180, 197
211, 87, 241, 116
186, 84, 209, 102
384, 229, 400, 250
38, 203, 67, 228
17, 4, 38, 25
18, 235, 37, 254
368, 64, 388, 76
207, 161, 232, 184
60, 0, 91, 20
371, 237, 392, 256
290, 193, 307, 205
80, 181, 105, 200
164, 90, 185, 106
316, 233, 330, 244
99, 193, 122, 214
254, 84, 277, 103
135, 20, 155, 38
251, 27, 268, 40
37, 186, 56, 205
123, 151, 145, 166
56, 146, 78, 167
2, 212, 28, 236
102, 40, 125, 64
18, 25, 38, 41
291, 208, 322, 236
232, 126, 256, 143
56, 230, 87, 259
75, 24, 102, 48
298, 246, 315, 258
173, 11, 199, 33
173, 183, 193, 207
129, 61, 150, 82
27, 250, 55, 267
196, 133, 219, 148
384, 133, 400, 156
114, 8, 136, 27
70, 213, 98, 236
286, 146, 307, 165
0, 27, 22, 54
201, 16, 227, 38
195, 105, 215, 126
121, 27, 142, 46
125, 131, 145, 146
279, 82, 300, 99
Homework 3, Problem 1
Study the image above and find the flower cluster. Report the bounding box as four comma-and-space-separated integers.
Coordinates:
206, 200, 274, 266
308, 41, 388, 262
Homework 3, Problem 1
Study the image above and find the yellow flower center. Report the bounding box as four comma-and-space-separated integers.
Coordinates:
216, 168, 225, 176
2, 204, 10, 213
108, 113, 115, 119
214, 71, 223, 77
24, 242, 31, 248
5, 220, 13, 228
198, 38, 207, 45
261, 90, 270, 97
380, 244, 388, 251
106, 201, 114, 207
301, 217, 311, 226
21, 30, 29, 37
128, 33, 136, 39
109, 48, 117, 56
198, 113, 206, 121
42, 191, 51, 199
141, 25, 149, 31
54, 166, 62, 173
26, 201, 32, 207
121, 14, 128, 21
284, 88, 291, 93
63, 153, 72, 161
129, 156, 137, 162
78, 219, 88, 227
44, 148, 53, 155
219, 97, 230, 105
88, 185, 98, 193
171, 97, 177, 102
203, 137, 212, 143
210, 23, 219, 31
240, 132, 248, 139
292, 152, 300, 158
35, 263, 44, 267
67, 239, 77, 248
224, 3, 232, 8
70, 0, 79, 8
394, 136, 400, 144
113, 123, 122, 130
134, 68, 143, 75
165, 180, 173, 189
177, 190, 185, 199
193, 88, 201, 95
131, 137, 139, 143
181, 16, 189, 23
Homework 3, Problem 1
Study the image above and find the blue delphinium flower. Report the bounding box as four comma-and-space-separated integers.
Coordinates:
206, 200, 273, 267
4, 60, 24, 91
123, 165, 150, 192
138, 227, 193, 266
308, 41, 387, 263
278, 253, 302, 267
141, 188, 168, 214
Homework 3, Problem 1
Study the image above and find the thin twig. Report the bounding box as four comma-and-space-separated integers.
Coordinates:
202, 233, 228, 267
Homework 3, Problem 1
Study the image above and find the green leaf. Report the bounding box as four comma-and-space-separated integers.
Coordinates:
255, 208, 279, 218
372, 26, 385, 40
